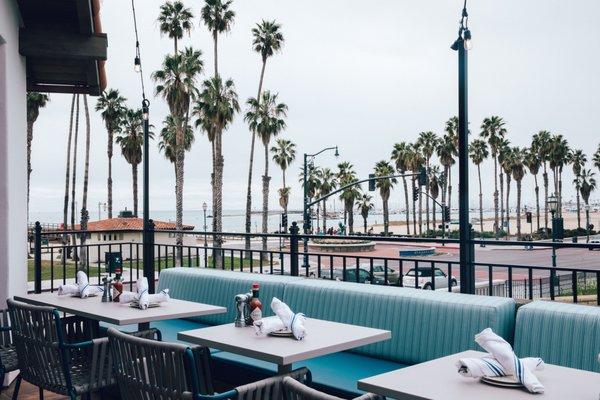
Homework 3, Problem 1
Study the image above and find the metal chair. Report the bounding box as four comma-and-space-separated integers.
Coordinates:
0, 308, 18, 389
107, 327, 311, 400
282, 376, 385, 400
7, 298, 116, 400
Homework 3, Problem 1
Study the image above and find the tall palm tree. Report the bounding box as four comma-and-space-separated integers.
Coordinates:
391, 142, 412, 235
201, 0, 235, 76
356, 193, 374, 234
244, 20, 284, 252
429, 165, 441, 235
158, 115, 194, 176
409, 144, 425, 236
153, 48, 203, 259
95, 89, 126, 219
469, 139, 489, 235
271, 138, 296, 214
568, 149, 586, 229
244, 91, 286, 253
70, 95, 80, 238
510, 147, 526, 239
416, 131, 439, 232
580, 169, 596, 242
116, 109, 154, 216
374, 160, 397, 235
532, 130, 552, 233
317, 167, 337, 232
498, 140, 513, 235
299, 165, 321, 232
548, 134, 570, 217
26, 92, 49, 218
337, 162, 360, 234
157, 1, 194, 54
436, 135, 456, 222
62, 95, 76, 249
79, 95, 92, 267
480, 116, 507, 236
194, 76, 239, 264
524, 147, 541, 231
444, 117, 459, 211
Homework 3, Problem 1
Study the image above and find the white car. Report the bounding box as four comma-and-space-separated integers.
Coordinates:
402, 267, 457, 290
589, 239, 600, 251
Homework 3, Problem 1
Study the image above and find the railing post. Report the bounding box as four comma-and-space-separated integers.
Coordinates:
143, 219, 155, 293
289, 222, 299, 277
34, 221, 42, 293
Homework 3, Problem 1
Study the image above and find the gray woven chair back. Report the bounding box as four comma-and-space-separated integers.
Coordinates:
282, 377, 385, 400
6, 298, 68, 393
231, 368, 310, 400
108, 327, 214, 400
0, 308, 12, 347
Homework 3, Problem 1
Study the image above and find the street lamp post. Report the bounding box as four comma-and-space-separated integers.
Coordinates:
548, 193, 560, 298
451, 0, 474, 294
302, 146, 339, 270
585, 204, 591, 243
202, 202, 208, 248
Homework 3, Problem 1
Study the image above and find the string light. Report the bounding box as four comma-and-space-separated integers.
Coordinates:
451, 0, 472, 51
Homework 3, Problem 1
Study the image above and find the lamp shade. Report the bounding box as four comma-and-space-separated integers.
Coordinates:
548, 194, 558, 213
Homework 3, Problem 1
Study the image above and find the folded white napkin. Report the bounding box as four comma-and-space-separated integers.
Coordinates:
271, 297, 307, 340
253, 315, 286, 336
58, 271, 103, 298
468, 328, 545, 393
119, 279, 169, 309
457, 356, 544, 378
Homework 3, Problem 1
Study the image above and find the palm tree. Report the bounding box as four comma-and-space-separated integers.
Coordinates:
244, 91, 286, 253
62, 95, 76, 250
374, 160, 397, 235
524, 147, 542, 231
548, 134, 570, 217
498, 140, 513, 235
299, 165, 321, 232
429, 165, 441, 235
26, 92, 49, 218
568, 149, 586, 229
79, 95, 92, 267
510, 147, 526, 239
594, 145, 600, 173
480, 116, 507, 236
158, 115, 194, 176
194, 76, 240, 265
157, 1, 194, 54
317, 167, 337, 232
201, 0, 235, 76
444, 117, 459, 211
532, 130, 552, 233
95, 89, 126, 219
409, 144, 425, 236
153, 48, 203, 259
244, 20, 284, 252
416, 131, 439, 232
580, 169, 596, 242
116, 109, 154, 216
271, 138, 296, 214
356, 194, 374, 234
437, 135, 456, 221
337, 162, 360, 234
70, 95, 80, 237
469, 139, 489, 235
391, 142, 411, 235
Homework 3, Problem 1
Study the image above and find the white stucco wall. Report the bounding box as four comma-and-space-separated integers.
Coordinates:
0, 1, 28, 301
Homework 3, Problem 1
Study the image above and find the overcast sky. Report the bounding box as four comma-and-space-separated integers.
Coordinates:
29, 0, 600, 218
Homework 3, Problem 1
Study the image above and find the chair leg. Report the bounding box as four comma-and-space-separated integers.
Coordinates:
39, 386, 44, 399
11, 375, 22, 400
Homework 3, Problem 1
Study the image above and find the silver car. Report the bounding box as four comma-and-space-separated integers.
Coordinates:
402, 267, 457, 290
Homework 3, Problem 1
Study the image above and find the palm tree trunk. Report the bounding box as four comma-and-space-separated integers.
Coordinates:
499, 170, 504, 232
213, 30, 218, 77
412, 181, 417, 235
576, 178, 581, 229
213, 131, 224, 267
493, 156, 499, 236
363, 215, 367, 234
244, 59, 268, 255
79, 95, 91, 268
585, 203, 591, 243
174, 37, 178, 55
425, 159, 430, 233
70, 95, 80, 260
26, 120, 33, 220
347, 199, 354, 234
63, 95, 76, 251
418, 186, 423, 236
505, 173, 511, 236
447, 166, 452, 216
132, 164, 138, 217
383, 197, 389, 235
516, 179, 522, 239
402, 175, 410, 235
534, 174, 540, 231
432, 200, 437, 236
322, 200, 327, 232
543, 163, 548, 233
261, 143, 270, 255
558, 167, 563, 217
478, 164, 484, 235
107, 128, 113, 219
175, 124, 185, 267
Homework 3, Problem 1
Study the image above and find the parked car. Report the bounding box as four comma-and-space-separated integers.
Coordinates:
402, 267, 457, 290
589, 239, 600, 251
369, 264, 400, 284
321, 267, 387, 285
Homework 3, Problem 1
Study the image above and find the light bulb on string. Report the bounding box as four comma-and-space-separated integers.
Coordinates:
463, 29, 472, 50
134, 56, 141, 73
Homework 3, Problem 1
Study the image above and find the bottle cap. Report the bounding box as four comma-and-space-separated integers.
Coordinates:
252, 283, 259, 290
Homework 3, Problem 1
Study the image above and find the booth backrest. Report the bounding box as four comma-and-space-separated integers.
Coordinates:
514, 301, 600, 372
157, 268, 302, 325
282, 279, 516, 365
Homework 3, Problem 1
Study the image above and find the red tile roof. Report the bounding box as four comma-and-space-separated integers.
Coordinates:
74, 218, 194, 231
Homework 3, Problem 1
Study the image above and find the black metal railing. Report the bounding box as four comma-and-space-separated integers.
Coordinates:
29, 221, 600, 304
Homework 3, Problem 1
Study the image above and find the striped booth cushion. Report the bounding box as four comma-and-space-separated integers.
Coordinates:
514, 301, 600, 372
282, 279, 516, 365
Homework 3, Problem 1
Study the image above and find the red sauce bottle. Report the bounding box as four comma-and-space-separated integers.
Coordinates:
112, 271, 123, 302
249, 283, 262, 322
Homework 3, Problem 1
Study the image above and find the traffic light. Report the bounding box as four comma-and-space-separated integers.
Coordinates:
418, 167, 428, 187
443, 206, 450, 222
413, 188, 419, 202
282, 214, 288, 228
368, 174, 376, 191
526, 212, 532, 224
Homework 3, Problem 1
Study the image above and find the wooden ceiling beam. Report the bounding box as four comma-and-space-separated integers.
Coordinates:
19, 29, 107, 61
27, 83, 100, 96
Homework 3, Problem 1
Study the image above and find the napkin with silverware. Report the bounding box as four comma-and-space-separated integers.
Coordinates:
58, 271, 104, 298
119, 277, 170, 309
253, 297, 306, 340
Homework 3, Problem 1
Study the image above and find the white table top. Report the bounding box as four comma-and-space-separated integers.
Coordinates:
358, 350, 600, 400
14, 293, 226, 326
178, 318, 391, 366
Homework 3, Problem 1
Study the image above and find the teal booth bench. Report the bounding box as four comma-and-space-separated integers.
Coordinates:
154, 268, 516, 397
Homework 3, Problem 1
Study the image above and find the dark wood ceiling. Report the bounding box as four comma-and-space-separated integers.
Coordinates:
17, 0, 107, 96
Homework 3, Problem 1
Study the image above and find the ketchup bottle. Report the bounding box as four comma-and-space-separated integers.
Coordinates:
112, 270, 123, 302
249, 283, 262, 322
